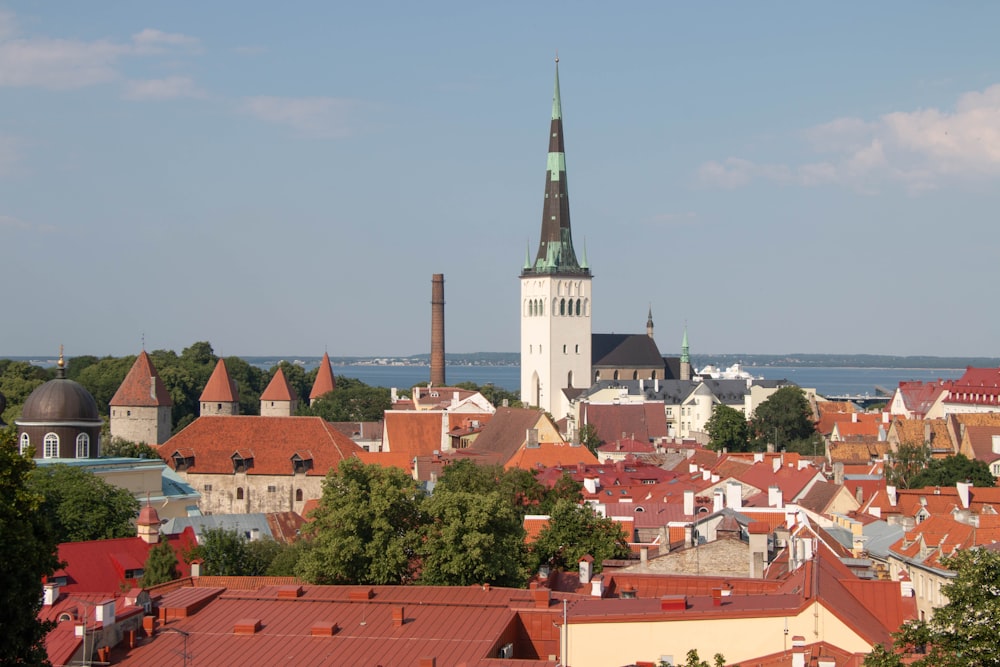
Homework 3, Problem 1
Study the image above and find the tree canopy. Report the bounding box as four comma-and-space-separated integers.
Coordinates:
886, 442, 931, 490
750, 386, 816, 451
0, 439, 61, 666
705, 404, 750, 452
865, 547, 1000, 667
28, 464, 140, 543
300, 383, 391, 422
297, 459, 425, 585
419, 489, 527, 587
142, 540, 180, 587
910, 454, 995, 489
529, 499, 630, 574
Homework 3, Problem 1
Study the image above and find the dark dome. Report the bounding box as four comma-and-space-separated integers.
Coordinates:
20, 377, 100, 423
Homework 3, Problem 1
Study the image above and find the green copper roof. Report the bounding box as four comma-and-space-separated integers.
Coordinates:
681, 326, 690, 364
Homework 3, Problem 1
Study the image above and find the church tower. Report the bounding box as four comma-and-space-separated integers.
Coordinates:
110, 350, 173, 445
680, 326, 692, 381
520, 59, 592, 419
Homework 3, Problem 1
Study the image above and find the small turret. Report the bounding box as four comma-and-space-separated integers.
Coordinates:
199, 359, 240, 416
680, 326, 691, 381
646, 305, 654, 339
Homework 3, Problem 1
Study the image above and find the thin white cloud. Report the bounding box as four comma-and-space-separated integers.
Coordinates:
242, 96, 360, 138
0, 214, 55, 233
0, 13, 199, 90
700, 83, 1000, 193
123, 75, 204, 101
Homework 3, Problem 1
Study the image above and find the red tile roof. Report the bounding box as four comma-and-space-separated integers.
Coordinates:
54, 528, 198, 595
309, 352, 336, 400
161, 416, 363, 475
582, 403, 665, 445
199, 359, 239, 402
506, 441, 598, 471
894, 379, 952, 417
260, 367, 297, 401
111, 584, 562, 667
946, 366, 1000, 407
110, 350, 173, 407
383, 411, 445, 458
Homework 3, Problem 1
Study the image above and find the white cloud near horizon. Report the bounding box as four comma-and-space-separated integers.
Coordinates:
700, 84, 1000, 193
123, 75, 204, 101
0, 14, 199, 91
241, 96, 360, 138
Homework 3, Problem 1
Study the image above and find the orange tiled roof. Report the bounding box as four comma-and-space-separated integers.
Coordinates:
110, 350, 173, 407
260, 367, 297, 401
310, 352, 336, 400
382, 411, 444, 458
161, 416, 362, 475
199, 359, 239, 402
506, 441, 598, 471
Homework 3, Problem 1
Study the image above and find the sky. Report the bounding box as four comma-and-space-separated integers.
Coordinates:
3, 2, 1000, 359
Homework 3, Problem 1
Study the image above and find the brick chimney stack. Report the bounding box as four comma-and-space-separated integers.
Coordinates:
431, 274, 446, 387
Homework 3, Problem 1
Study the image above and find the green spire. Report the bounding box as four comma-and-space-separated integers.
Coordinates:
681, 326, 690, 364
552, 56, 562, 120
580, 237, 588, 269
524, 241, 531, 270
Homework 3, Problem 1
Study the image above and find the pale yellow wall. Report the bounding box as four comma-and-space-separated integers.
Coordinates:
565, 601, 873, 667
182, 472, 322, 515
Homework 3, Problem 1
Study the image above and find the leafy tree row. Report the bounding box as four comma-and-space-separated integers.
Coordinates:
886, 442, 995, 489
705, 385, 818, 453
242, 459, 631, 588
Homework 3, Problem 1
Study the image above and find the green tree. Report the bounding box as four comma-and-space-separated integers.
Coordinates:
419, 489, 528, 587
29, 465, 140, 543
677, 649, 729, 667
886, 442, 931, 490
705, 404, 750, 452
266, 539, 313, 577
579, 423, 603, 457
74, 355, 134, 414
141, 540, 179, 586
0, 439, 61, 666
297, 459, 425, 585
190, 527, 249, 576
538, 472, 584, 515
879, 548, 1000, 666
244, 538, 285, 576
102, 437, 161, 460
222, 355, 266, 417
0, 360, 48, 425
750, 386, 816, 450
435, 459, 548, 520
910, 454, 995, 489
862, 643, 903, 667
453, 381, 522, 409
302, 384, 391, 422
529, 499, 629, 574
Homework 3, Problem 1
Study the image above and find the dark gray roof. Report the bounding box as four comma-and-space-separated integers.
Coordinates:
592, 334, 663, 368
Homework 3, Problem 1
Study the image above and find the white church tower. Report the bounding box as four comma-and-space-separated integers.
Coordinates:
520, 58, 592, 420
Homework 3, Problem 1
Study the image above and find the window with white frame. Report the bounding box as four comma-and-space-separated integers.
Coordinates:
44, 433, 59, 458
76, 433, 90, 458
19, 432, 30, 456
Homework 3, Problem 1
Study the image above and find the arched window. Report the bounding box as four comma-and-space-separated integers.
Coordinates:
567, 371, 573, 389
633, 371, 639, 380
584, 298, 590, 316
560, 298, 566, 316
75, 433, 90, 458
19, 433, 29, 456
236, 487, 244, 500
575, 299, 581, 316
652, 370, 657, 380
613, 371, 620, 381
595, 371, 601, 382
44, 433, 59, 459
295, 489, 303, 502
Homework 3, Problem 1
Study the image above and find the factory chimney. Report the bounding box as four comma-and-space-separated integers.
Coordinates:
431, 274, 446, 387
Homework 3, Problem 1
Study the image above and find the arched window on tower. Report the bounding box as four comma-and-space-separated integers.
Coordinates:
44, 433, 59, 459
236, 487, 244, 500
296, 489, 303, 502
19, 433, 29, 456
575, 299, 581, 316
613, 371, 620, 381
567, 371, 573, 388
75, 433, 90, 458
560, 299, 566, 316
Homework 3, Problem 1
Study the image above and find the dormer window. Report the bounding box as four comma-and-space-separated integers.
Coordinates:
232, 451, 253, 473
172, 450, 195, 471
291, 452, 313, 475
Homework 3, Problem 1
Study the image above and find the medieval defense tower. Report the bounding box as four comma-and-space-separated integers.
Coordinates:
520, 59, 592, 419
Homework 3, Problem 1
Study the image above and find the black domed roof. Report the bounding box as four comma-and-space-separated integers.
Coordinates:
20, 375, 100, 423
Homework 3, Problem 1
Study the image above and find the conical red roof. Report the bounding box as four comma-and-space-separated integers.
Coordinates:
310, 352, 336, 400
199, 359, 239, 402
261, 367, 297, 401
110, 350, 173, 407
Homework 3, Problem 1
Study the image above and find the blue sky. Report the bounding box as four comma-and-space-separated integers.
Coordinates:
3, 3, 1000, 358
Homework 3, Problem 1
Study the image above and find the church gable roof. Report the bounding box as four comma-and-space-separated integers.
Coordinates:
261, 367, 297, 402
110, 351, 173, 408
592, 333, 663, 368
199, 359, 239, 403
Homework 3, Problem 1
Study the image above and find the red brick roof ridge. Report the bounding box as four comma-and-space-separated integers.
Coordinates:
110, 350, 173, 407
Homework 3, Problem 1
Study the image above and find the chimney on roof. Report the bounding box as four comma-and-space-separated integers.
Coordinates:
43, 581, 60, 606
578, 555, 593, 585
957, 480, 971, 509
833, 462, 844, 486
886, 485, 897, 507
753, 452, 763, 463
726, 481, 742, 510
772, 457, 781, 473
532, 587, 551, 609
590, 575, 604, 598
713, 489, 724, 514
748, 522, 769, 578
95, 599, 116, 626
791, 636, 806, 667
419, 659, 437, 667
392, 606, 406, 627
683, 489, 695, 516
430, 274, 446, 387
768, 485, 783, 509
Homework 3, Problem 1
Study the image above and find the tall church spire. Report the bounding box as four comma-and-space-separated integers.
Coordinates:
523, 57, 587, 276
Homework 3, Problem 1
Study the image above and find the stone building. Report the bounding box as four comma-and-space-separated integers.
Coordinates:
16, 351, 102, 459
109, 350, 173, 445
